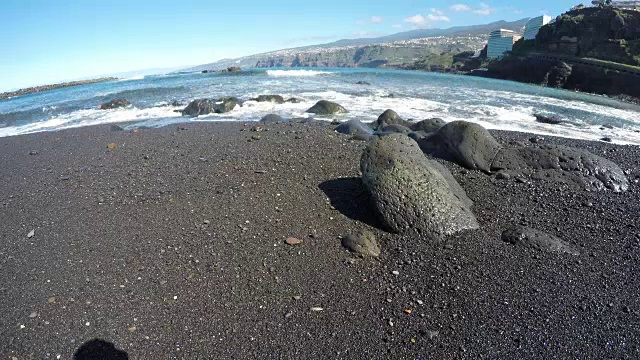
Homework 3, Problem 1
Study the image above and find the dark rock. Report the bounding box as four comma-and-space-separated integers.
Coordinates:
491, 145, 629, 192
378, 124, 412, 135
286, 98, 302, 103
182, 97, 238, 116
306, 100, 348, 115
341, 230, 381, 257
601, 137, 613, 143
360, 134, 478, 237
410, 118, 446, 133
502, 226, 580, 255
334, 119, 374, 138
260, 114, 288, 124
29, 150, 39, 155
256, 95, 285, 104
534, 113, 563, 125
355, 81, 371, 85
529, 136, 544, 144
222, 67, 242, 72
418, 121, 502, 173
375, 109, 411, 128
495, 172, 511, 180
545, 62, 573, 88
408, 131, 429, 142
100, 99, 131, 110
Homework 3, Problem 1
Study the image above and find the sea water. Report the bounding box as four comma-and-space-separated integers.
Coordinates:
1, 68, 640, 144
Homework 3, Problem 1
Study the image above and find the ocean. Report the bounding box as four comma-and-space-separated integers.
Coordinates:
1, 68, 640, 144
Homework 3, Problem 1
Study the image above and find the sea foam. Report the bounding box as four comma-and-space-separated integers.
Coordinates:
266, 70, 333, 77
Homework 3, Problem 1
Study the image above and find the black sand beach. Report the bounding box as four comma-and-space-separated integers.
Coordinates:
1, 121, 639, 359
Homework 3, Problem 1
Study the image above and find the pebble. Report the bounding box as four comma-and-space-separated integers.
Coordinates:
293, 296, 302, 300
29, 150, 39, 155
310, 307, 324, 312
29, 311, 38, 318
27, 229, 35, 238
392, 270, 400, 276
128, 326, 137, 332
47, 297, 56, 303
285, 237, 303, 246
285, 312, 293, 318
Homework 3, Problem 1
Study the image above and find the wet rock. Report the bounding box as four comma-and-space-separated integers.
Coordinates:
360, 134, 478, 237
334, 119, 374, 139
408, 131, 429, 142
356, 81, 371, 85
534, 113, 563, 125
502, 226, 580, 255
601, 137, 613, 143
410, 118, 446, 133
342, 230, 381, 257
418, 121, 502, 173
260, 114, 288, 124
491, 145, 629, 192
182, 97, 238, 116
306, 100, 347, 115
100, 99, 130, 110
286, 98, 302, 103
378, 124, 412, 135
375, 109, 411, 128
256, 95, 285, 104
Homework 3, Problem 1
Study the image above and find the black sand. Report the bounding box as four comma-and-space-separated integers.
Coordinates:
0, 122, 638, 359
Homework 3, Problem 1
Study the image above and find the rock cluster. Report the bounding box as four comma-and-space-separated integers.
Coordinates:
182, 97, 239, 116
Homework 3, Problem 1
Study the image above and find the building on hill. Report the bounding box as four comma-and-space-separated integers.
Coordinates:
524, 15, 553, 40
487, 29, 522, 58
590, 0, 640, 9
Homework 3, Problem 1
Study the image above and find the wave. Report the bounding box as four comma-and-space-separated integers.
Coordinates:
266, 70, 334, 77
118, 75, 145, 81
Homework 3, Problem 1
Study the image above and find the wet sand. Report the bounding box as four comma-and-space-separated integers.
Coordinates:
0, 121, 638, 359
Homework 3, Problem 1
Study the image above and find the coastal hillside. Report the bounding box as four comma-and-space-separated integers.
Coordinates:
186, 18, 529, 71
477, 6, 640, 102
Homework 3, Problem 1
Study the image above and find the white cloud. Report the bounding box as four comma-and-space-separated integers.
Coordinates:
450, 4, 472, 12
404, 14, 426, 25
427, 13, 450, 22
430, 8, 445, 16
473, 2, 495, 15
370, 16, 383, 24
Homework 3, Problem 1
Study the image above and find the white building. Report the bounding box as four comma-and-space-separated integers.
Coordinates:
524, 15, 553, 40
487, 29, 522, 58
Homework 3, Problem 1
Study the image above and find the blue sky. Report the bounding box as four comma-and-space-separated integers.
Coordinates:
1, 0, 578, 91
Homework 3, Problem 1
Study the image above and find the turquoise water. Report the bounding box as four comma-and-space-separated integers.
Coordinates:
1, 68, 640, 144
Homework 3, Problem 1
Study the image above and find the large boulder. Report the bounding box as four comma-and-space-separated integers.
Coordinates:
491, 145, 629, 192
256, 95, 285, 104
100, 99, 130, 110
534, 113, 563, 125
182, 97, 238, 116
360, 134, 478, 237
418, 121, 502, 173
375, 109, 411, 128
306, 100, 347, 115
502, 226, 579, 255
410, 118, 446, 133
334, 119, 374, 139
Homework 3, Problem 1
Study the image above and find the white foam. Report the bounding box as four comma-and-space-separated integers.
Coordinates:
118, 75, 145, 81
266, 70, 333, 77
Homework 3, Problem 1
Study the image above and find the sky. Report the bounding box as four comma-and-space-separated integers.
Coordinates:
0, 0, 579, 91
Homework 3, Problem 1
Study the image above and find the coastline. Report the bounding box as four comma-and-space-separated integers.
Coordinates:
0, 77, 118, 100
0, 121, 638, 358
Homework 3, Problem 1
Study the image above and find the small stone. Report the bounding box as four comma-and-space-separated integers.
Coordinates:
107, 143, 117, 150
285, 312, 293, 318
495, 172, 511, 180
404, 309, 413, 314
341, 230, 381, 257
47, 297, 56, 303
392, 270, 400, 276
417, 300, 424, 305
251, 135, 261, 140
285, 237, 303, 246
128, 326, 137, 332
29, 311, 38, 318
29, 150, 39, 155
310, 307, 324, 312
27, 229, 35, 238
293, 296, 302, 301
203, 220, 210, 225
601, 137, 613, 143
255, 170, 267, 174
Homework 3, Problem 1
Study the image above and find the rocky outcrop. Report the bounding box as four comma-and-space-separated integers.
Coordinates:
418, 121, 502, 173
1, 78, 118, 100
256, 95, 285, 104
259, 114, 288, 124
360, 134, 478, 237
306, 100, 347, 115
502, 226, 580, 255
100, 99, 131, 110
182, 97, 238, 116
491, 145, 629, 192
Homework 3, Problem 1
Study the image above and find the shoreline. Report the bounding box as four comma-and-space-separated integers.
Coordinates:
0, 77, 118, 100
0, 121, 638, 358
